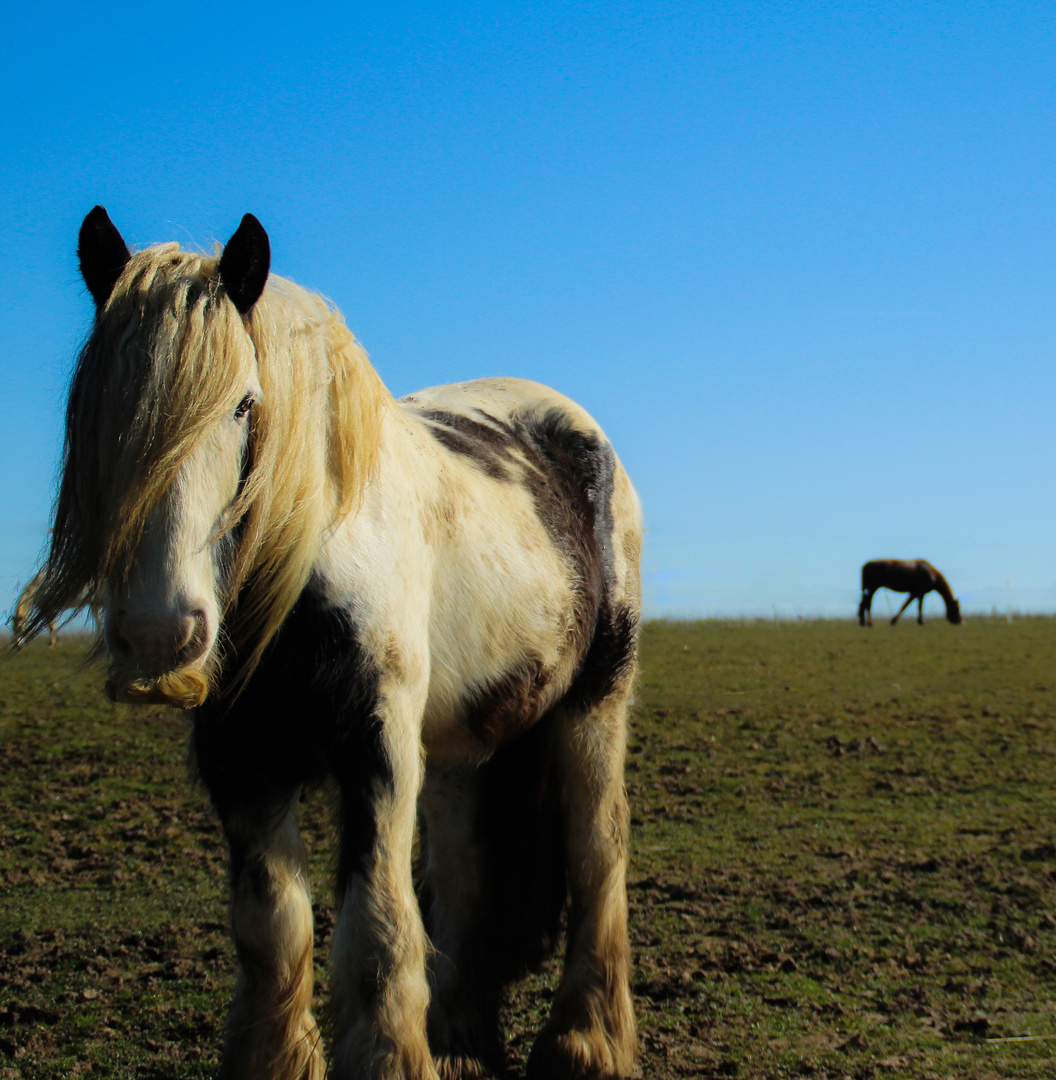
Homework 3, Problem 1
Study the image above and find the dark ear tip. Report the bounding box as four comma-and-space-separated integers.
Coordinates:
219, 213, 271, 315
79, 205, 130, 309
79, 205, 112, 238
237, 214, 270, 255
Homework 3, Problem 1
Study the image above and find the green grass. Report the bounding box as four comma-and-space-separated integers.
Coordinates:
3, 618, 1056, 1077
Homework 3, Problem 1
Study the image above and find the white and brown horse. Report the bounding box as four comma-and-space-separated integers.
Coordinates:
25, 207, 642, 1080
858, 559, 961, 626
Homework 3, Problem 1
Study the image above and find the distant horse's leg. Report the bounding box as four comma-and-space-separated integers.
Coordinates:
891, 595, 914, 625
219, 793, 323, 1080
48, 621, 57, 648
529, 674, 637, 1079
419, 766, 504, 1079
329, 695, 437, 1080
917, 595, 925, 624
858, 589, 875, 627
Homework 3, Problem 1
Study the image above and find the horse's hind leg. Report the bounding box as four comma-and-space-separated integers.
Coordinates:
891, 594, 914, 625
418, 766, 504, 1079
529, 678, 637, 1079
219, 794, 323, 1080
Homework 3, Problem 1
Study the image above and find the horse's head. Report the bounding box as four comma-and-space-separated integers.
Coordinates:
62, 207, 272, 708
946, 598, 962, 624
35, 208, 383, 707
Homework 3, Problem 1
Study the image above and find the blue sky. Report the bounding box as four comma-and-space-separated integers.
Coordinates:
2, 1, 1054, 621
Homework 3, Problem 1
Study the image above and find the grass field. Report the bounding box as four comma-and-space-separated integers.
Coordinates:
2, 617, 1056, 1078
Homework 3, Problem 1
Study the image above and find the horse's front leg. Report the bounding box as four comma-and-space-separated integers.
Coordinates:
220, 794, 322, 1080
917, 595, 925, 624
330, 687, 437, 1080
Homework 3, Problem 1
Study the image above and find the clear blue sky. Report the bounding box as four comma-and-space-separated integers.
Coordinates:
2, 1, 1055, 621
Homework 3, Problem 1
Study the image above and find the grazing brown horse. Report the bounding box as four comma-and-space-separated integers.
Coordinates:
858, 559, 962, 626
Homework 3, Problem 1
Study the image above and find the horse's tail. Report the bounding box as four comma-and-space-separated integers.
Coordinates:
860, 560, 880, 592
474, 710, 568, 982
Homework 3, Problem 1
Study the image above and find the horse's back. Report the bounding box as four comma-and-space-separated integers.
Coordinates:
862, 558, 935, 593
400, 377, 619, 459
400, 376, 642, 579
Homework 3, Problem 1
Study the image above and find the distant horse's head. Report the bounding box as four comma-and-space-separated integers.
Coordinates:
31, 207, 385, 708
946, 598, 962, 625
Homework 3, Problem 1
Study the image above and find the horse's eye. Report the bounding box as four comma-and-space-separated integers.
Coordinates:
234, 394, 254, 420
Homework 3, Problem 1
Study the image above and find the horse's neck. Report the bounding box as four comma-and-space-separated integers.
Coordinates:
932, 572, 955, 607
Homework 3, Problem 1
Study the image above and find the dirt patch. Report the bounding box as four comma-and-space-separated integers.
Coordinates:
3, 620, 1056, 1077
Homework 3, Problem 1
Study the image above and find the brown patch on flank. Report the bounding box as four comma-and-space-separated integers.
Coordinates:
465, 660, 553, 752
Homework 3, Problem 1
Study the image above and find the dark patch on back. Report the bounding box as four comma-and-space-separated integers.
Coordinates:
522, 407, 619, 594
192, 585, 391, 886
415, 406, 620, 634
416, 408, 519, 481
515, 409, 622, 691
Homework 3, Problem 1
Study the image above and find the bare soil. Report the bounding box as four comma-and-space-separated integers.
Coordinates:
3, 617, 1056, 1077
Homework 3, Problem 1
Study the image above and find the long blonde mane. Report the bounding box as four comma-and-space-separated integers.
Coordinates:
32, 243, 390, 691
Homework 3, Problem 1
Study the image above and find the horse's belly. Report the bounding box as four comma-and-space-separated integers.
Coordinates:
421, 575, 579, 762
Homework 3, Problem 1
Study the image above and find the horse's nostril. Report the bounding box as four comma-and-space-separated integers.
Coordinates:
179, 610, 210, 663
112, 609, 209, 674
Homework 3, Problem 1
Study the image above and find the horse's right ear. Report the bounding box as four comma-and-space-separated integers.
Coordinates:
78, 206, 131, 310
218, 214, 270, 315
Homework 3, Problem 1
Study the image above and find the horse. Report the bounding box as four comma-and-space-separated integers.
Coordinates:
24, 206, 642, 1080
857, 559, 962, 627
8, 569, 103, 648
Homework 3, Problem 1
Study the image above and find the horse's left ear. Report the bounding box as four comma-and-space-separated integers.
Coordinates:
219, 214, 270, 315
78, 206, 131, 310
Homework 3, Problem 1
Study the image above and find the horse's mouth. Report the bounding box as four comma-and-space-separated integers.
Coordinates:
106, 668, 210, 709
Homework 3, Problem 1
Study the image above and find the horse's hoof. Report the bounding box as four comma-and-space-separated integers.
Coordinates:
434, 1053, 496, 1080
527, 1027, 638, 1080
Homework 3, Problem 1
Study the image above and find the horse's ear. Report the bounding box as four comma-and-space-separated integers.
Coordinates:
78, 206, 131, 309
218, 214, 270, 315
